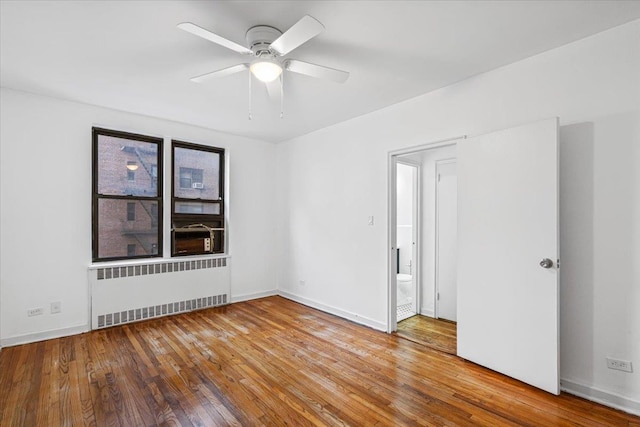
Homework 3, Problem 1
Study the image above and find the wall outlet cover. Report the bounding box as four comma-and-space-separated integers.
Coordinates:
606, 357, 633, 373
51, 301, 62, 314
27, 307, 44, 317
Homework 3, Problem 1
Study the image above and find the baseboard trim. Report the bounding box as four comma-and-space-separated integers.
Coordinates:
231, 289, 278, 303
278, 291, 386, 332
420, 308, 435, 318
561, 378, 640, 416
1, 324, 90, 348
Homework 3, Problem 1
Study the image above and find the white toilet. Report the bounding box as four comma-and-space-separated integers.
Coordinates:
397, 274, 413, 306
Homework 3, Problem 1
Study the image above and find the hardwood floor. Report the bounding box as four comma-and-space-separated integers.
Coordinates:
1, 296, 638, 426
396, 315, 457, 355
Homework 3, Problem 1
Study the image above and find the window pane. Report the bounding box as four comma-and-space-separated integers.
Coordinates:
97, 199, 159, 259
127, 202, 136, 221
174, 201, 220, 215
174, 147, 220, 200
97, 135, 158, 197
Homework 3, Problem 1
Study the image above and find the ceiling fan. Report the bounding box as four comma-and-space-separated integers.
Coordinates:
177, 15, 350, 89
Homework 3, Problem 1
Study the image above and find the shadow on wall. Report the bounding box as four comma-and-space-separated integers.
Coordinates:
560, 112, 639, 396
559, 122, 595, 385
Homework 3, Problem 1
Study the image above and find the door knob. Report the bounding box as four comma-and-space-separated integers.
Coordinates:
539, 258, 553, 269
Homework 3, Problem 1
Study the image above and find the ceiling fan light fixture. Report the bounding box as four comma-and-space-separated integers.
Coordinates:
250, 58, 282, 83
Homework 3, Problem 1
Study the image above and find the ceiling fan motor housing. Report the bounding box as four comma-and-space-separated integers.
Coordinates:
246, 25, 283, 56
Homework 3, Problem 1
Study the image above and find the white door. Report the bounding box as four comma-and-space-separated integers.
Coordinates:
457, 118, 559, 394
436, 161, 457, 322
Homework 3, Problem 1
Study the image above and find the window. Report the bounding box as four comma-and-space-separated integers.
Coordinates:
92, 128, 163, 261
127, 202, 136, 221
172, 141, 224, 256
179, 167, 204, 189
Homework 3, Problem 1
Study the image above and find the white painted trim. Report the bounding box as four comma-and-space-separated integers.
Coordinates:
279, 291, 386, 332
387, 153, 398, 332
420, 308, 435, 318
1, 324, 90, 348
561, 378, 640, 416
388, 136, 466, 157
387, 136, 465, 333
396, 158, 421, 167
88, 254, 232, 269
231, 289, 278, 303
413, 163, 421, 317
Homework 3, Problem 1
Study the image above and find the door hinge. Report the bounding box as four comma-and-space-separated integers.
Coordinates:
437, 292, 440, 300
438, 173, 441, 182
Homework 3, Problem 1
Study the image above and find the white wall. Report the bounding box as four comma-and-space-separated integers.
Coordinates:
276, 20, 640, 410
0, 88, 278, 344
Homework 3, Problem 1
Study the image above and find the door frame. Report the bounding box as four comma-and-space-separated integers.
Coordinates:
434, 158, 457, 320
387, 135, 466, 333
396, 158, 421, 317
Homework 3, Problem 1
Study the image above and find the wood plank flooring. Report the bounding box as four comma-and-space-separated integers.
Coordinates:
396, 315, 457, 355
1, 296, 639, 426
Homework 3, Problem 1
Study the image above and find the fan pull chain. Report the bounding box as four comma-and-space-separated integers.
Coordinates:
248, 71, 253, 120
280, 73, 284, 119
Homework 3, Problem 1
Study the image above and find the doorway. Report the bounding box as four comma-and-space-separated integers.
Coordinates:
390, 141, 460, 354
389, 119, 560, 395
395, 160, 419, 322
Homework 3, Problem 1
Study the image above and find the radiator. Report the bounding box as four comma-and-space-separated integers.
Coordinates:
89, 257, 230, 329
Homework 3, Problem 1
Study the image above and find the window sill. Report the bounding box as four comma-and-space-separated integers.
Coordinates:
89, 253, 231, 270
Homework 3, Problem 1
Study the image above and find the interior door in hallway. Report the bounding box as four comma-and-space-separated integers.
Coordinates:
436, 160, 457, 322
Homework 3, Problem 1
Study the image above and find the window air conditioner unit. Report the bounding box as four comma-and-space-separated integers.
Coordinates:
192, 182, 204, 189
173, 224, 223, 255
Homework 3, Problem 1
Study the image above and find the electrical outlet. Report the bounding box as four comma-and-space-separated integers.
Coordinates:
299, 280, 306, 287
27, 307, 44, 317
606, 357, 633, 373
368, 216, 374, 226
204, 238, 211, 252
51, 301, 62, 314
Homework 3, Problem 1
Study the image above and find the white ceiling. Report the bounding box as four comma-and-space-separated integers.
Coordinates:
2, 1, 639, 143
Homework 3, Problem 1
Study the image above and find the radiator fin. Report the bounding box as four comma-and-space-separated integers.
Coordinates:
95, 293, 228, 329
96, 258, 225, 281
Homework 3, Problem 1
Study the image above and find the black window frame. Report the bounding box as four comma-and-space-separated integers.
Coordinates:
92, 127, 163, 262
171, 140, 225, 256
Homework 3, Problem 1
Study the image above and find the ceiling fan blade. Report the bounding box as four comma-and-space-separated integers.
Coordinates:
178, 22, 253, 55
285, 59, 349, 83
190, 64, 249, 83
269, 15, 324, 56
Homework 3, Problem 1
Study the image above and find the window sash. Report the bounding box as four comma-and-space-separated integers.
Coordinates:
171, 140, 225, 256
92, 127, 163, 262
